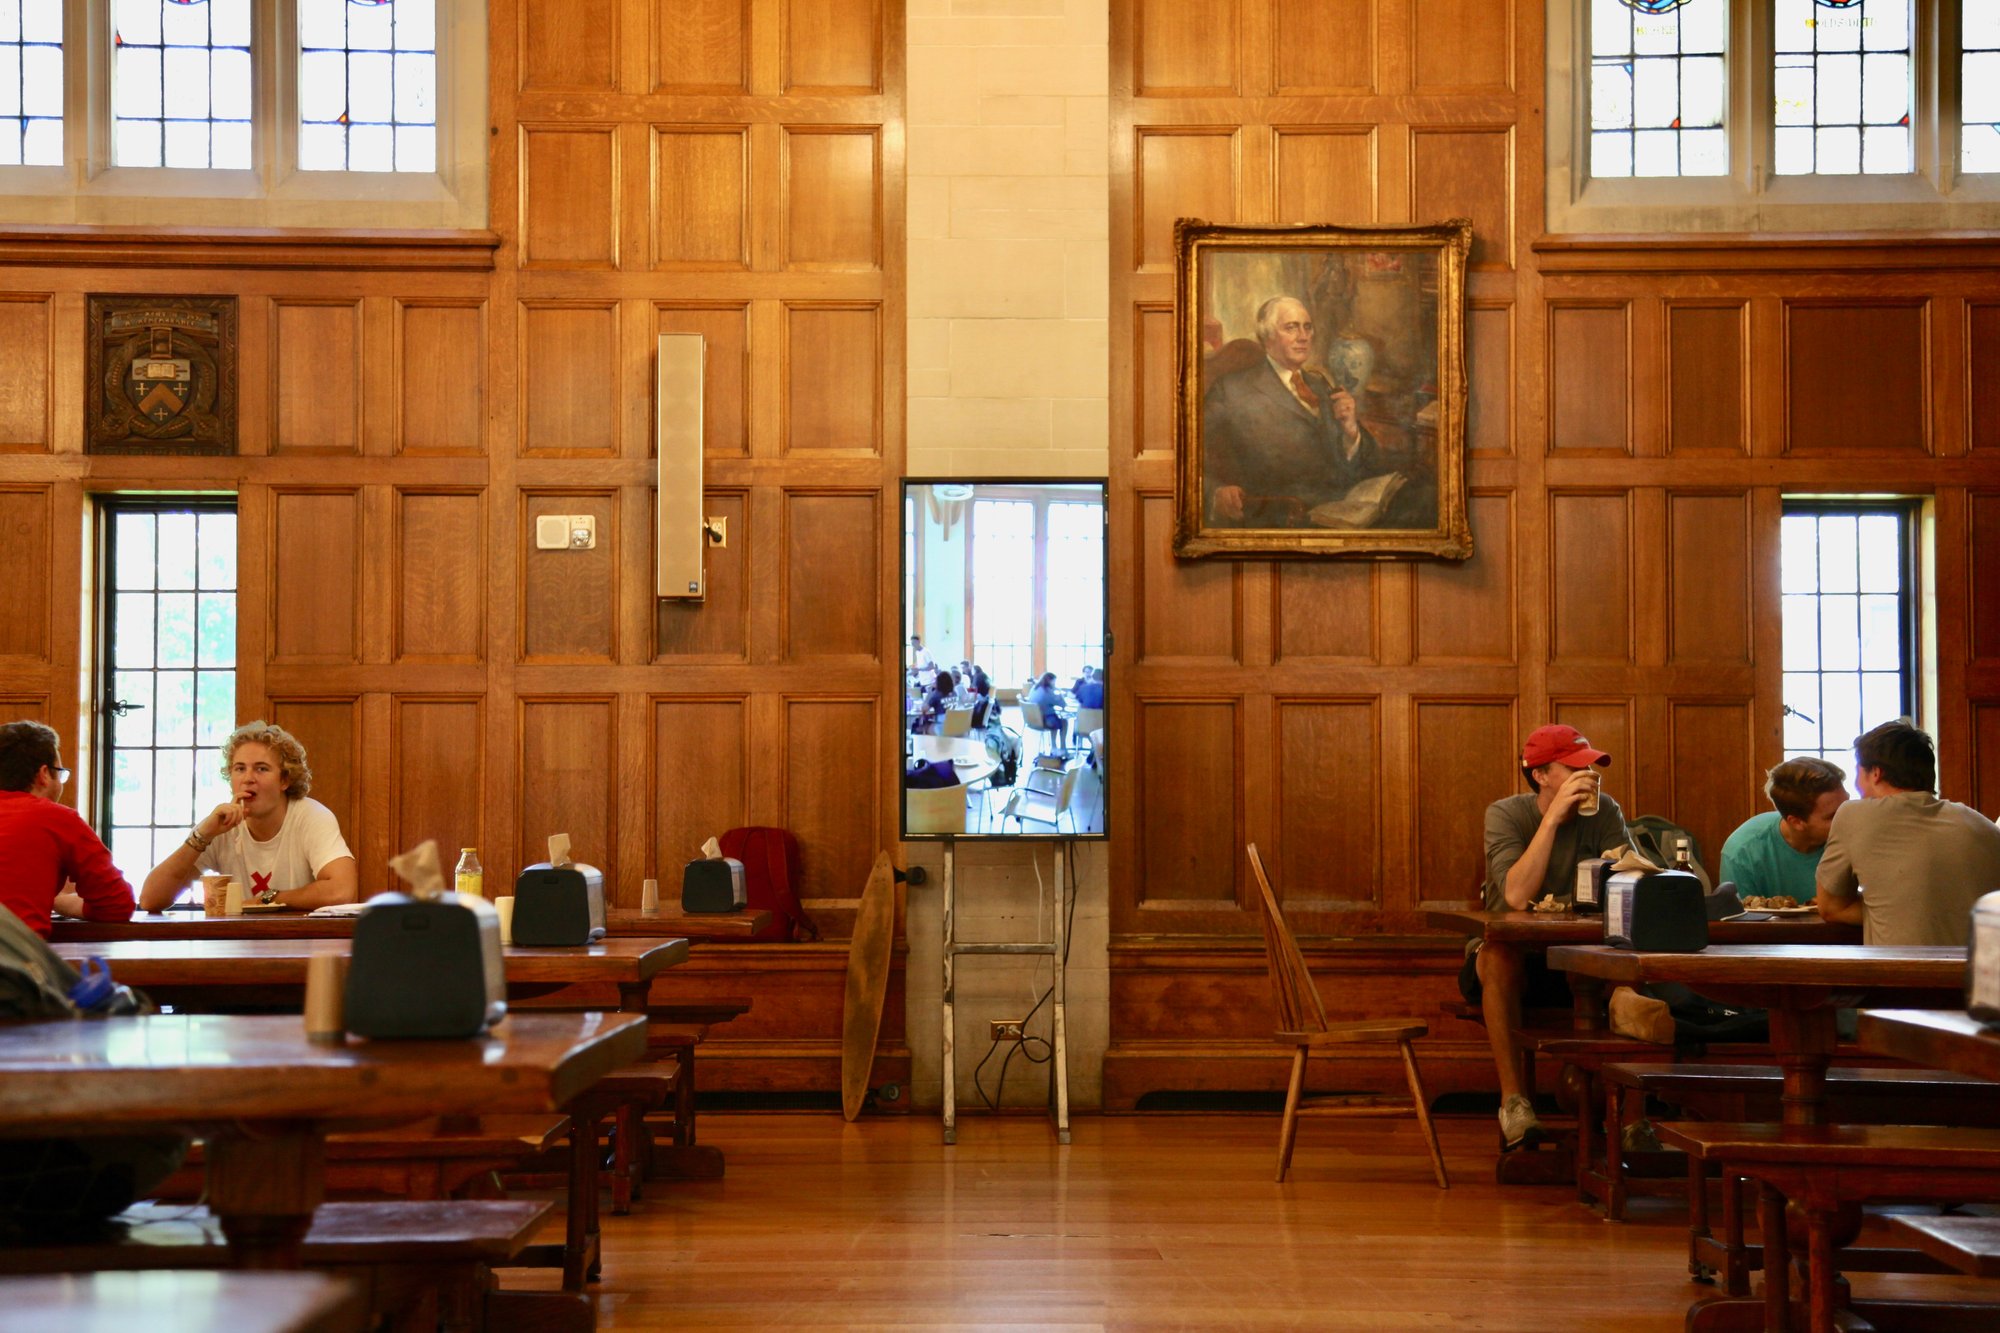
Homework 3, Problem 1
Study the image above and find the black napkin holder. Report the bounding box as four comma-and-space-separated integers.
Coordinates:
345, 892, 507, 1038
682, 856, 746, 914
1604, 869, 1708, 953
513, 862, 606, 946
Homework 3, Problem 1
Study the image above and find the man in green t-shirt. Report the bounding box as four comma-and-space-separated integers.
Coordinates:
1718, 757, 1847, 903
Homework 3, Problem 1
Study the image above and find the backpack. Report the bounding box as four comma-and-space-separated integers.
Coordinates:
718, 827, 820, 943
1625, 815, 1713, 892
0, 906, 186, 1239
989, 726, 1021, 789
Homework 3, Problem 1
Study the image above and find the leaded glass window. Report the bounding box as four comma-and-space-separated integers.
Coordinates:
1773, 0, 1911, 176
112, 0, 253, 169
1965, 6, 2000, 174
298, 0, 437, 173
1590, 0, 1727, 178
0, 3, 61, 167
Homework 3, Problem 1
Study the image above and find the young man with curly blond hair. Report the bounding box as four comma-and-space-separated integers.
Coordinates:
141, 721, 356, 912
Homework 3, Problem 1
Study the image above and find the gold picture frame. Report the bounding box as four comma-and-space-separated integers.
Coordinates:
1172, 218, 1473, 560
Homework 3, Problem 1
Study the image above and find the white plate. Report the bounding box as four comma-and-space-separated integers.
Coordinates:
1738, 905, 1817, 917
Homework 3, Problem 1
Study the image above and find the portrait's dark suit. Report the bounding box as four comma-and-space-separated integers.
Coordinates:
1201, 360, 1384, 527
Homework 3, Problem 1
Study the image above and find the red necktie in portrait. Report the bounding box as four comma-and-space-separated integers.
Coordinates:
1291, 371, 1318, 410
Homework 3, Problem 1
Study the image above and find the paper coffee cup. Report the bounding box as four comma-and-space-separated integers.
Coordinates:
1579, 774, 1601, 817
202, 876, 230, 917
495, 895, 515, 947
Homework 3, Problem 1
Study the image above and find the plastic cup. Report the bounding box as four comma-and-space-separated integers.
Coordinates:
495, 896, 515, 947
223, 880, 245, 916
641, 878, 660, 914
304, 951, 348, 1043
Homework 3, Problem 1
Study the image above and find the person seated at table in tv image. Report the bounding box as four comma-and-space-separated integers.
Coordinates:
913, 671, 954, 735
1814, 719, 2000, 946
1719, 757, 1849, 903
1073, 667, 1105, 711
140, 720, 358, 913
0, 720, 137, 938
1463, 724, 1629, 1151
1025, 672, 1067, 745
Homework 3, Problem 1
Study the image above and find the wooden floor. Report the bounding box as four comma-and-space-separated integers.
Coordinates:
513, 1113, 1996, 1330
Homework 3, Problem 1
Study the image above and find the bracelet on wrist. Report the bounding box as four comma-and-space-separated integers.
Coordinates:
185, 828, 210, 852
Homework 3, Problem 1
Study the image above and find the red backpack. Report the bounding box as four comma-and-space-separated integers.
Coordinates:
718, 826, 820, 942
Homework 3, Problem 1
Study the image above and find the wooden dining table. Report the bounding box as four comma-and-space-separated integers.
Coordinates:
0, 1011, 646, 1269
1858, 1007, 2000, 1080
54, 905, 764, 944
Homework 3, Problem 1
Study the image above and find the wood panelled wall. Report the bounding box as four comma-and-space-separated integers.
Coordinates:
0, 0, 906, 1098
1104, 0, 2000, 1106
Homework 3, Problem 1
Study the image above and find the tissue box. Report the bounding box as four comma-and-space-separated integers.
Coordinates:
682, 856, 747, 914
345, 893, 507, 1038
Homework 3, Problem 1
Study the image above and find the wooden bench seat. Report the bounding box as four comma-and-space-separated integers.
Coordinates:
1891, 1214, 2000, 1278
0, 1200, 579, 1333
1657, 1122, 2000, 1332
158, 1115, 573, 1203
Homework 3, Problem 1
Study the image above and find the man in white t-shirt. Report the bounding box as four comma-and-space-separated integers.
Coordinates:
140, 721, 358, 912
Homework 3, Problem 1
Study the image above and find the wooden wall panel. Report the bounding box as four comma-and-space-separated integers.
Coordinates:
519, 697, 615, 871
397, 302, 485, 455
1276, 563, 1376, 663
521, 491, 618, 662
657, 491, 748, 660
0, 487, 49, 661
1275, 700, 1380, 905
653, 130, 748, 268
1409, 128, 1512, 267
519, 304, 619, 455
1135, 304, 1175, 458
395, 491, 484, 663
1668, 491, 1752, 666
1549, 492, 1632, 664
272, 302, 361, 454
1667, 303, 1747, 455
656, 305, 749, 456
1413, 491, 1514, 663
787, 129, 880, 268
1272, 0, 1374, 93
1136, 0, 1238, 96
1413, 0, 1510, 90
1549, 305, 1630, 452
1135, 700, 1238, 903
1273, 130, 1375, 225
519, 128, 618, 268
0, 297, 49, 451
1549, 698, 1634, 816
0, 696, 48, 724
1138, 493, 1237, 662
1412, 700, 1517, 899
1971, 493, 2000, 663
1786, 303, 1928, 454
782, 698, 878, 899
1975, 703, 2000, 817
785, 305, 879, 452
654, 0, 747, 92
784, 0, 881, 93
1136, 130, 1237, 270
267, 699, 358, 860
1971, 304, 2000, 453
392, 697, 483, 863
785, 492, 878, 658
519, 0, 617, 90
1466, 304, 1512, 456
269, 490, 358, 664
1667, 701, 1756, 878
651, 698, 750, 880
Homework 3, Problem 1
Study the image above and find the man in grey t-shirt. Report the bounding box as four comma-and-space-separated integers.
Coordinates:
1816, 720, 2000, 946
1463, 724, 1630, 1150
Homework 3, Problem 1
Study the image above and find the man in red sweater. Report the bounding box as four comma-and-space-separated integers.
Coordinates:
0, 721, 135, 937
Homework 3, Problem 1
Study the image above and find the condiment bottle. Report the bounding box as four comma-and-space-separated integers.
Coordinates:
454, 847, 484, 898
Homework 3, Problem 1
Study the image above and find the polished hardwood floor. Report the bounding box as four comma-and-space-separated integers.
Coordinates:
512, 1113, 1995, 1329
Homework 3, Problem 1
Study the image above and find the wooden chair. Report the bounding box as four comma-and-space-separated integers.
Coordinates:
1247, 844, 1448, 1188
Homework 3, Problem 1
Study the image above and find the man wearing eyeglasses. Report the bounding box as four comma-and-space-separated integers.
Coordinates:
0, 720, 136, 938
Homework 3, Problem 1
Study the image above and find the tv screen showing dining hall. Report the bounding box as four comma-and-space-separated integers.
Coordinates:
901, 481, 1107, 840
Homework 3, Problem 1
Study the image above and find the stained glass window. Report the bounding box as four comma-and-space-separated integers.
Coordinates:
1965, 7, 2000, 173
298, 0, 436, 173
112, 0, 252, 169
1774, 0, 1911, 176
0, 3, 61, 167
1590, 0, 1727, 178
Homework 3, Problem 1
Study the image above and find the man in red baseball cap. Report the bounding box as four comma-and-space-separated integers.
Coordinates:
1461, 723, 1630, 1150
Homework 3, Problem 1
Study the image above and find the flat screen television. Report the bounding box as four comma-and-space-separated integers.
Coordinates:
900, 478, 1108, 841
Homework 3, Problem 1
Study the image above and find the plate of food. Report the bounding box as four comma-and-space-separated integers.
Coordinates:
1736, 895, 1817, 917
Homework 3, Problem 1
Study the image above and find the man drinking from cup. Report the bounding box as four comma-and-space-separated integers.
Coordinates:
1462, 724, 1629, 1150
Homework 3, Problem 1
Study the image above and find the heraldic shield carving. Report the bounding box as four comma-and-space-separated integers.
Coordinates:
85, 295, 239, 455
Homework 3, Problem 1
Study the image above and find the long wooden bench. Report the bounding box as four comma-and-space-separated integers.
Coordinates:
0, 1200, 585, 1333
1656, 1121, 2000, 1333
1891, 1214, 2000, 1278
157, 1114, 573, 1202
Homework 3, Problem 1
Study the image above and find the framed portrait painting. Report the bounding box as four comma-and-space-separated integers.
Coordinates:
1172, 219, 1473, 560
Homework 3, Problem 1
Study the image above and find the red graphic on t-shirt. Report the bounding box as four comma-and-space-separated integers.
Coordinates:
252, 872, 271, 897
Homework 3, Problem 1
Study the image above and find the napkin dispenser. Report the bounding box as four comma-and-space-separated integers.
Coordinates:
1603, 869, 1708, 953
512, 861, 606, 946
682, 856, 747, 914
345, 892, 507, 1039
1969, 891, 2000, 1024
1573, 858, 1613, 915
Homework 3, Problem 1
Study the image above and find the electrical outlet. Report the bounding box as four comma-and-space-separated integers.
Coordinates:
989, 1019, 1025, 1043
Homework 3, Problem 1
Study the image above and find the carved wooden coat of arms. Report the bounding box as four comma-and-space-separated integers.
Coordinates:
85, 295, 238, 455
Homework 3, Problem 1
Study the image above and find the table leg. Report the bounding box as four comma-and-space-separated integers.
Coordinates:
1760, 1183, 1792, 1333
205, 1124, 325, 1268
1569, 976, 1606, 1033
1767, 1005, 1837, 1127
